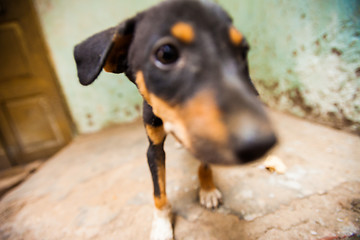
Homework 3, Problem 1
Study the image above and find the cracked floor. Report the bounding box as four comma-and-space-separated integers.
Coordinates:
0, 110, 359, 240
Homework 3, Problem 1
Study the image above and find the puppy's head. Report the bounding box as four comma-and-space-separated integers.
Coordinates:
74, 0, 277, 165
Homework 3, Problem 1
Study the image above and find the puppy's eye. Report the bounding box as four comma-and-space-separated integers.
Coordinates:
155, 44, 179, 65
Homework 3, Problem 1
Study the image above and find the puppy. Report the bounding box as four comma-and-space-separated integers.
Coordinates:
74, 1, 276, 239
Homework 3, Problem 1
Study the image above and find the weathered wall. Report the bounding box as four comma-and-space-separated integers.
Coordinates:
221, 0, 360, 133
34, 0, 360, 134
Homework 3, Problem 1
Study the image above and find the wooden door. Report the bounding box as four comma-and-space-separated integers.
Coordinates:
0, 0, 73, 168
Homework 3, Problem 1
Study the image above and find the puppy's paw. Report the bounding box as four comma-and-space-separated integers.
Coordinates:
150, 205, 173, 240
199, 188, 222, 209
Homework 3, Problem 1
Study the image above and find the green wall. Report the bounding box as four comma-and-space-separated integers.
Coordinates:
34, 0, 162, 133
34, 0, 360, 134
222, 0, 360, 133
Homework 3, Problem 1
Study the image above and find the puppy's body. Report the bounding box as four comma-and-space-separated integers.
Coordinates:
74, 1, 276, 239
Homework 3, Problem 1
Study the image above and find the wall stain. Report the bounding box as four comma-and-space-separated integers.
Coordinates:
227, 0, 360, 134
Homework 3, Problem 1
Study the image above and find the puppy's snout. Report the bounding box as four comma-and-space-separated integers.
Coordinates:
226, 109, 277, 163
235, 133, 277, 163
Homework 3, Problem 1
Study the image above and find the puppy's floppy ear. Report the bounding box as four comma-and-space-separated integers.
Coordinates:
74, 17, 136, 86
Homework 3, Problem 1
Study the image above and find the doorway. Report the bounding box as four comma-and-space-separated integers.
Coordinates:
0, 0, 73, 169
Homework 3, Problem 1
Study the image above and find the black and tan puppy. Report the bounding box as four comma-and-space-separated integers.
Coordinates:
74, 0, 276, 239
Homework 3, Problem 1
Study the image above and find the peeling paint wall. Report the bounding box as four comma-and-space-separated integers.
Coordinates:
34, 0, 360, 134
220, 0, 360, 133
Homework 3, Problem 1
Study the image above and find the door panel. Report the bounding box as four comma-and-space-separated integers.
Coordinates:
0, 22, 30, 80
0, 0, 73, 166
0, 140, 11, 169
4, 95, 63, 153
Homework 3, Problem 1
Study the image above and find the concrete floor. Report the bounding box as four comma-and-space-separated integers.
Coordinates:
0, 110, 359, 240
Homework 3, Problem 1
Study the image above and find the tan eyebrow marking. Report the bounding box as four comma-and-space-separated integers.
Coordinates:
229, 26, 243, 46
171, 22, 195, 43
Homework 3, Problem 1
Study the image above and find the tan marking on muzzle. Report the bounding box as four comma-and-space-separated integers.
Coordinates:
171, 22, 195, 44
150, 96, 190, 147
181, 90, 228, 145
136, 71, 227, 149
151, 90, 228, 150
135, 71, 190, 146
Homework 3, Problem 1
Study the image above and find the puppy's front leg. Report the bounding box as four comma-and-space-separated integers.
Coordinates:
144, 107, 173, 240
198, 163, 222, 209
147, 128, 173, 240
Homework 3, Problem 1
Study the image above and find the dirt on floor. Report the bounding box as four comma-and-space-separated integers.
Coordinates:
0, 110, 359, 240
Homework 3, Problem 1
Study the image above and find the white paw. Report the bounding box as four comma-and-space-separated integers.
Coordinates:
150, 206, 173, 240
199, 188, 222, 209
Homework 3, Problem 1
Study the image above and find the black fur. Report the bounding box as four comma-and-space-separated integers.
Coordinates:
74, 0, 277, 162
147, 141, 165, 197
74, 0, 277, 163
74, 1, 277, 230
74, 18, 136, 85
143, 101, 163, 127
74, 27, 116, 85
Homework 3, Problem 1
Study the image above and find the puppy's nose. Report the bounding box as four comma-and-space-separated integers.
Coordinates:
236, 134, 277, 163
